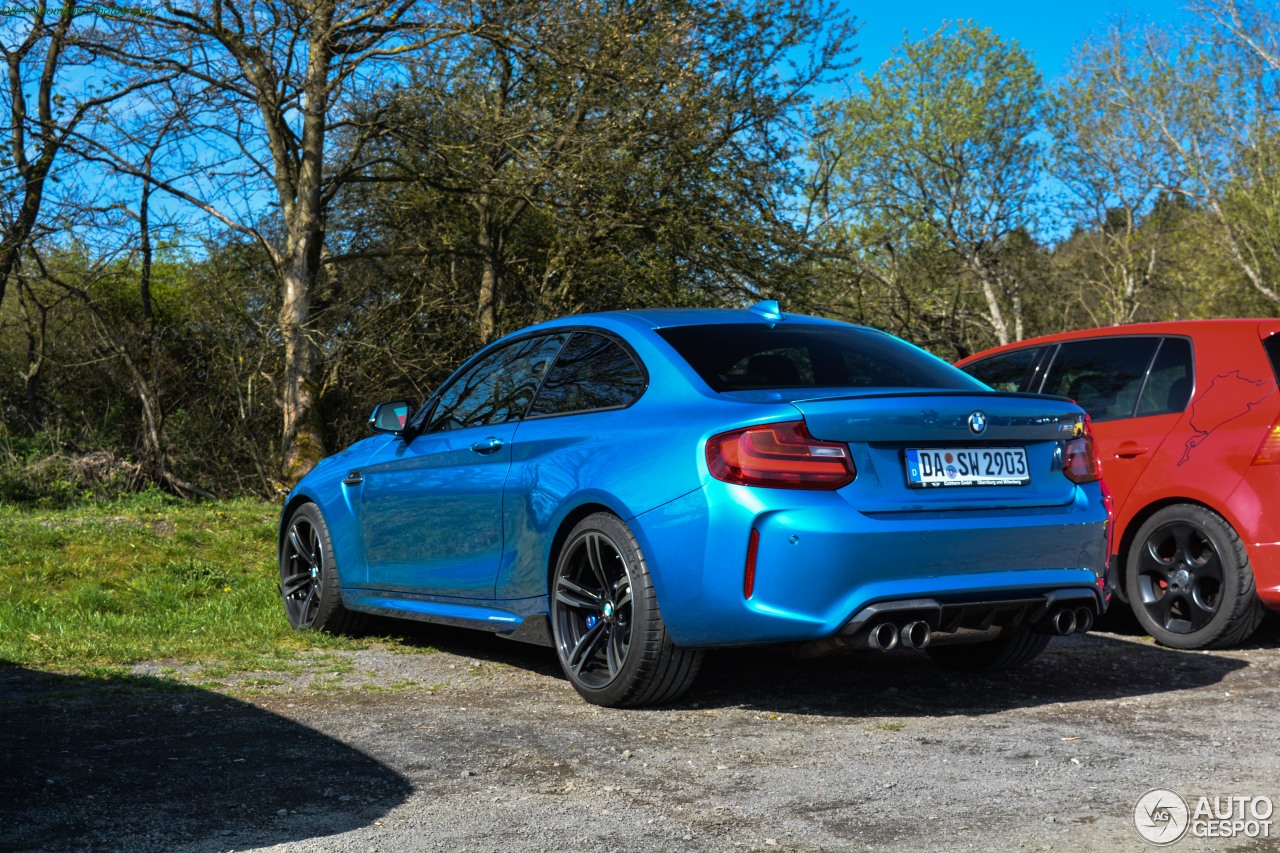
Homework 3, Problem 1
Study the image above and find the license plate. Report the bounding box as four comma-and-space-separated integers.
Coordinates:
905, 447, 1029, 487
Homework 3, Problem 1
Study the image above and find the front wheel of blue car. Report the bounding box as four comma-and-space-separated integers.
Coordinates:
280, 503, 365, 634
551, 513, 702, 707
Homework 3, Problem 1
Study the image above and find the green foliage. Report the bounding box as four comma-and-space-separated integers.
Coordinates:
0, 237, 287, 497
336, 0, 849, 342
4, 1, 1280, 496
816, 21, 1049, 352
811, 4, 1280, 356
1043, 6, 1280, 320
832, 22, 1043, 233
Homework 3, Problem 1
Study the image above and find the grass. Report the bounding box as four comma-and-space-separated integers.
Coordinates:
872, 721, 907, 732
0, 490, 369, 678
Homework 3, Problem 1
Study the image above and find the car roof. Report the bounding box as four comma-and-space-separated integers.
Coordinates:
519, 306, 867, 335
957, 318, 1280, 366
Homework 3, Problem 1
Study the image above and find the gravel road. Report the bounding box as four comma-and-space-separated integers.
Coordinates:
4, 617, 1280, 853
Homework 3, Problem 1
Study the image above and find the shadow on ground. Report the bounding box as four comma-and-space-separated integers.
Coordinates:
1094, 604, 1280, 649
690, 630, 1251, 716
363, 616, 1256, 718
0, 664, 412, 853
365, 613, 563, 676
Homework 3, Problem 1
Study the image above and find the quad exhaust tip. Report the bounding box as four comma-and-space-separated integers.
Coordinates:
866, 621, 931, 651
1050, 608, 1078, 636
867, 622, 899, 651
900, 620, 932, 650
1044, 606, 1095, 636
862, 606, 1092, 651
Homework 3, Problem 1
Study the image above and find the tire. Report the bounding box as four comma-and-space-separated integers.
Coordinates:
1124, 504, 1264, 650
280, 503, 366, 634
925, 629, 1051, 672
550, 513, 702, 707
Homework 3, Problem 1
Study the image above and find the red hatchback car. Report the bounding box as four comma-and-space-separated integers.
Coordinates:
957, 320, 1280, 649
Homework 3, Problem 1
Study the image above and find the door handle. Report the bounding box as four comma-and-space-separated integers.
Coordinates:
1115, 443, 1149, 459
342, 470, 363, 486
470, 437, 505, 455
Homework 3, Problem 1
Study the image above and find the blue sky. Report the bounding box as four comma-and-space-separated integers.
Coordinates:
841, 0, 1190, 91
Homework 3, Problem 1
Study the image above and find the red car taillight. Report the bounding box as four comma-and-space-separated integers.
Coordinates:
1062, 418, 1101, 484
706, 420, 856, 490
1251, 418, 1280, 465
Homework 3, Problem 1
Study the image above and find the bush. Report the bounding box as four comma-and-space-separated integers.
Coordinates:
0, 429, 148, 507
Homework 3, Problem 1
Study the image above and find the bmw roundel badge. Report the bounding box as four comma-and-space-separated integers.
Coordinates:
968, 411, 988, 435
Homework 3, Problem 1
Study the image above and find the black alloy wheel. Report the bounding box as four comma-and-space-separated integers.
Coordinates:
551, 513, 701, 707
554, 529, 635, 689
279, 503, 364, 633
1125, 504, 1263, 649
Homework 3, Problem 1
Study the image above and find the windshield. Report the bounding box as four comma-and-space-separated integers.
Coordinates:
656, 324, 982, 393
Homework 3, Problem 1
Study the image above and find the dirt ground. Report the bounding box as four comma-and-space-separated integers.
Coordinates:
4, 616, 1280, 853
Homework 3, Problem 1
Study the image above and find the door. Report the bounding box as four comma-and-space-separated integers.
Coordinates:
360, 333, 567, 597
1039, 336, 1192, 512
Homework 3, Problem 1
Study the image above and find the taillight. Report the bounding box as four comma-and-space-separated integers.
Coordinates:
706, 420, 855, 489
1062, 418, 1101, 484
1252, 418, 1280, 464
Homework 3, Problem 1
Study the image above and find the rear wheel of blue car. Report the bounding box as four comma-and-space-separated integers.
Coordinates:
551, 513, 702, 707
280, 503, 365, 634
925, 629, 1051, 672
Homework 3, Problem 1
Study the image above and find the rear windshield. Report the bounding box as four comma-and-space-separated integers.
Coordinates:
656, 324, 981, 392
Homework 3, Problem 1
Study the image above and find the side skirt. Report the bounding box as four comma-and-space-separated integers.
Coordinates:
341, 589, 551, 643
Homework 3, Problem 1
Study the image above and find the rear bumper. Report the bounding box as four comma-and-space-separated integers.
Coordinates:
633, 479, 1110, 647
1240, 541, 1280, 609
1222, 468, 1280, 610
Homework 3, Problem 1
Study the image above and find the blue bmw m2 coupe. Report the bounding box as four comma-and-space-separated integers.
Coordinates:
279, 303, 1111, 706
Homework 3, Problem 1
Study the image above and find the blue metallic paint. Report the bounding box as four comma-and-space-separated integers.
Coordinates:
281, 308, 1110, 648
361, 420, 517, 597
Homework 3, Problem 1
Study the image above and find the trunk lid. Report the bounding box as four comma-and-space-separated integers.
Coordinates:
790, 391, 1088, 512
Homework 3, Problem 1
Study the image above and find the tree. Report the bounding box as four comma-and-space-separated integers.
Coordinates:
1045, 26, 1187, 326
356, 0, 852, 345
1, 2, 161, 309
1094, 1, 1280, 309
818, 22, 1047, 346
93, 0, 452, 485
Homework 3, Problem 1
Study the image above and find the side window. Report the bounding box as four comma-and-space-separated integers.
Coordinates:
428, 334, 567, 432
1041, 337, 1161, 422
960, 347, 1044, 392
1263, 333, 1280, 380
1136, 337, 1194, 416
528, 333, 646, 416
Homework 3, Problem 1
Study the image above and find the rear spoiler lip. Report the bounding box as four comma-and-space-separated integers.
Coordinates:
788, 389, 1077, 406
788, 391, 1089, 444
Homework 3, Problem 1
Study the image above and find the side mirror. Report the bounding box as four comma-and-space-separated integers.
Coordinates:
369, 400, 413, 435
